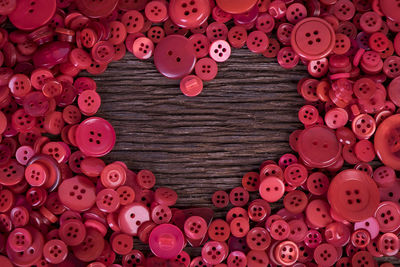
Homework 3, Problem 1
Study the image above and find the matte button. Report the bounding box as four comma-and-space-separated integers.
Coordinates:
291, 17, 335, 60
149, 224, 185, 259
375, 114, 400, 170
7, 227, 32, 252
283, 190, 307, 214
259, 176, 285, 203
195, 57, 218, 81
306, 199, 332, 228
43, 239, 68, 264
313, 243, 338, 266
75, 0, 118, 18
283, 163, 307, 187
215, 0, 258, 14
380, 0, 400, 23
58, 176, 96, 212
121, 10, 144, 34
0, 159, 24, 186
208, 219, 230, 242
154, 35, 196, 79
328, 169, 380, 222
351, 251, 374, 267
229, 187, 249, 207
373, 166, 396, 187
8, 0, 56, 31
246, 31, 269, 54
76, 117, 116, 157
96, 188, 120, 213
72, 228, 104, 262
270, 219, 290, 241
212, 190, 229, 208
246, 250, 269, 267
180, 75, 203, 97
59, 218, 86, 246
246, 226, 271, 251
155, 187, 178, 206
169, 0, 210, 29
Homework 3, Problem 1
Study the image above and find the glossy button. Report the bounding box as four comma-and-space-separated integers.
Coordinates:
76, 117, 116, 157
154, 35, 196, 79
375, 114, 400, 170
118, 202, 150, 235
298, 126, 341, 168
8, 227, 32, 252
328, 169, 380, 222
8, 0, 56, 31
149, 224, 185, 259
259, 176, 285, 203
313, 243, 338, 267
180, 75, 203, 97
169, 0, 210, 29
380, 0, 400, 23
291, 17, 335, 60
43, 239, 68, 264
215, 0, 258, 14
75, 0, 118, 19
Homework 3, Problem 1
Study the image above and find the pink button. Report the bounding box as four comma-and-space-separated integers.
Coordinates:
209, 40, 231, 62
149, 224, 185, 259
118, 202, 150, 236
259, 176, 285, 203
7, 227, 32, 252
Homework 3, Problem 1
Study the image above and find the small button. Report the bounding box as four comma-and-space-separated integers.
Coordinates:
228, 26, 247, 49
269, 219, 290, 241
283, 190, 308, 214
246, 250, 269, 267
212, 190, 229, 208
118, 202, 150, 236
25, 162, 49, 187
230, 217, 249, 238
184, 215, 207, 241
379, 0, 400, 23
354, 139, 375, 162
283, 163, 307, 187
377, 233, 399, 256
324, 107, 348, 129
96, 188, 120, 213
374, 201, 400, 233
287, 219, 308, 243
352, 114, 376, 140
149, 223, 185, 259
227, 250, 246, 267
373, 166, 396, 187
351, 229, 371, 248
169, 0, 210, 29
180, 75, 203, 97
259, 176, 285, 203
43, 239, 68, 264
111, 233, 133, 255
246, 31, 269, 54
277, 47, 299, 69
246, 226, 271, 251
194, 57, 218, 81
306, 199, 332, 228
351, 251, 374, 267
59, 218, 86, 246
313, 243, 338, 266
229, 187, 249, 207
100, 162, 127, 189
72, 228, 105, 262
75, 0, 118, 18
324, 222, 351, 247
201, 241, 227, 265
151, 204, 172, 224
208, 219, 230, 242
298, 105, 319, 126
209, 39, 231, 62
7, 227, 32, 252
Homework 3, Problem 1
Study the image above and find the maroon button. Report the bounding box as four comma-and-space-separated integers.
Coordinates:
7, 227, 32, 252
227, 250, 246, 267
195, 57, 218, 81
246, 226, 271, 251
313, 243, 338, 266
59, 218, 86, 246
246, 31, 269, 54
72, 228, 105, 262
212, 190, 229, 208
8, 0, 56, 31
277, 47, 300, 69
58, 175, 96, 212
154, 35, 196, 79
298, 105, 319, 126
43, 239, 68, 264
229, 187, 249, 207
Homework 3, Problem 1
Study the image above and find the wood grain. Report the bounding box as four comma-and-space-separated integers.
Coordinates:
92, 49, 398, 264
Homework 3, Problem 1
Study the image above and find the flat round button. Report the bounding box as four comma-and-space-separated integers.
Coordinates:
291, 17, 335, 60
59, 219, 86, 246
72, 228, 104, 262
215, 0, 258, 14
313, 243, 338, 267
246, 227, 271, 251
184, 215, 207, 240
111, 233, 133, 255
118, 202, 150, 236
212, 190, 229, 208
298, 126, 341, 168
149, 224, 185, 259
351, 251, 375, 267
259, 176, 285, 203
246, 250, 269, 267
375, 114, 400, 170
154, 35, 196, 79
43, 239, 68, 264
180, 75, 203, 97
58, 176, 96, 212
169, 0, 210, 29
8, 227, 32, 252
208, 219, 230, 242
306, 199, 333, 228
380, 0, 400, 23
75, 0, 118, 18
328, 169, 380, 222
8, 0, 56, 31
76, 117, 116, 158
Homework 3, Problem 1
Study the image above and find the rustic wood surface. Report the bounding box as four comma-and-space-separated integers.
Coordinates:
92, 50, 399, 264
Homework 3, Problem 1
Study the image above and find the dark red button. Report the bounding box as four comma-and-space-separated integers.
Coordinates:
58, 175, 96, 212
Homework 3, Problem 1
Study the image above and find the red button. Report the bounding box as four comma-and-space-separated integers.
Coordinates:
313, 243, 338, 266
378, 232, 399, 256
111, 233, 133, 255
212, 190, 229, 208
72, 228, 105, 262
118, 202, 150, 236
283, 163, 307, 187
7, 227, 32, 252
380, 0, 400, 23
169, 0, 210, 29
75, 0, 118, 18
59, 219, 86, 246
351, 251, 375, 267
246, 226, 271, 251
277, 47, 300, 69
227, 26, 247, 49
324, 107, 348, 129
246, 31, 269, 54
58, 175, 96, 212
283, 190, 308, 214
230, 217, 249, 238
0, 159, 24, 186
241, 172, 260, 192
149, 223, 185, 259
298, 105, 319, 126
259, 176, 285, 203
306, 199, 333, 228
351, 229, 370, 248
96, 188, 120, 213
43, 239, 68, 264
274, 241, 299, 266
8, 74, 32, 98
229, 187, 249, 207
100, 162, 127, 189
298, 126, 341, 168
287, 219, 308, 243
121, 10, 145, 34
374, 201, 400, 233
8, 0, 56, 31
328, 169, 380, 222
215, 0, 258, 14
76, 117, 116, 157
195, 57, 218, 81
246, 250, 269, 267
25, 162, 48, 187
375, 114, 400, 170
180, 75, 203, 97
184, 215, 207, 241
354, 139, 375, 162
208, 219, 230, 242
291, 17, 335, 60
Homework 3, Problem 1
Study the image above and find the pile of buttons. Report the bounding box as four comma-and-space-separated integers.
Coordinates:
0, 0, 400, 266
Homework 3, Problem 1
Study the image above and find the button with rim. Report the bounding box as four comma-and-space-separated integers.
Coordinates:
324, 222, 351, 247
259, 176, 285, 203
313, 243, 338, 266
246, 250, 269, 267
149, 223, 185, 259
283, 190, 307, 214
328, 169, 380, 222
154, 35, 196, 79
379, 0, 400, 23
377, 232, 399, 256
75, 0, 118, 18
201, 240, 226, 265
59, 218, 86, 246
7, 227, 32, 252
215, 0, 258, 14
375, 114, 400, 170
306, 199, 332, 228
374, 201, 400, 233
351, 251, 375, 267
169, 0, 210, 29
58, 175, 96, 212
43, 239, 68, 264
72, 228, 104, 262
118, 202, 150, 236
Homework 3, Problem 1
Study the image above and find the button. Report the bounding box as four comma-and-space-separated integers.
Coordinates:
149, 224, 185, 259
133, 37, 154, 60
325, 107, 348, 129
230, 217, 249, 238
69, 48, 92, 70
283, 163, 307, 187
201, 241, 227, 265
246, 227, 271, 251
259, 176, 285, 203
169, 0, 210, 29
333, 33, 351, 55
274, 240, 299, 266
0, 159, 24, 186
283, 190, 308, 214
328, 169, 380, 222
43, 239, 68, 264
378, 232, 399, 256
374, 201, 400, 233
7, 227, 32, 252
229, 187, 249, 207
76, 117, 116, 157
227, 250, 246, 267
291, 17, 335, 60
108, 21, 127, 45
360, 11, 382, 34
297, 126, 341, 168
184, 215, 207, 241
24, 162, 49, 187
351, 229, 370, 248
155, 187, 178, 206
313, 243, 338, 266
351, 251, 375, 266
269, 219, 290, 241
209, 39, 231, 62
208, 219, 230, 242
298, 105, 319, 126
100, 162, 127, 189
227, 26, 247, 49
121, 10, 144, 34
180, 75, 203, 97
212, 190, 229, 208
246, 250, 269, 267
96, 188, 120, 213
111, 233, 133, 255
151, 204, 172, 224
72, 228, 104, 262
189, 34, 210, 59
277, 47, 300, 69
380, 0, 400, 23
75, 0, 118, 18
91, 41, 115, 64
246, 31, 269, 54
59, 218, 86, 246
154, 35, 196, 79
354, 139, 375, 162
8, 74, 32, 98
8, 0, 56, 31
215, 0, 257, 14
118, 202, 150, 235
306, 199, 332, 228
324, 222, 351, 247
58, 175, 96, 212
10, 206, 29, 227
195, 57, 218, 81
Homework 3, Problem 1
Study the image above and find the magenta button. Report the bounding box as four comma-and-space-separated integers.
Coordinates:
149, 223, 185, 259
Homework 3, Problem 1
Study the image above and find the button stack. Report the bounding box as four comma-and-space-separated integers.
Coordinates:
0, 0, 400, 266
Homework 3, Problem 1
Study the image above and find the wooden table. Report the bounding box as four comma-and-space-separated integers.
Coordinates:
94, 49, 398, 264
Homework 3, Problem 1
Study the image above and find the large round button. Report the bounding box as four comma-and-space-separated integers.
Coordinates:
380, 0, 400, 23
291, 17, 335, 60
154, 35, 196, 79
298, 126, 341, 168
169, 0, 210, 29
58, 176, 96, 212
375, 114, 400, 170
118, 202, 150, 236
75, 117, 116, 158
328, 169, 380, 222
215, 0, 258, 14
75, 0, 118, 18
149, 224, 185, 259
8, 0, 56, 31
